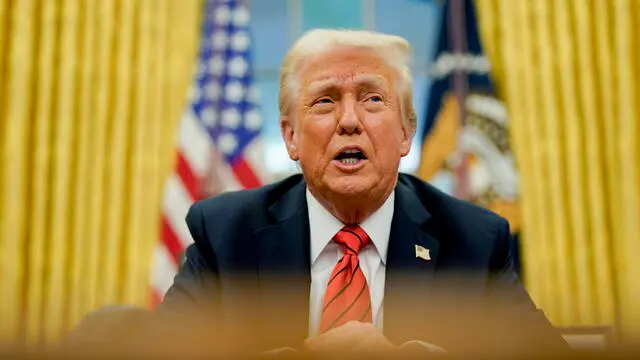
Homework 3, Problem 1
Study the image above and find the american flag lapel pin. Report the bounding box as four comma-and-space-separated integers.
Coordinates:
415, 244, 431, 261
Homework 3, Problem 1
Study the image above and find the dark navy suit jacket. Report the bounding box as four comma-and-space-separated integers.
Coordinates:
158, 173, 566, 354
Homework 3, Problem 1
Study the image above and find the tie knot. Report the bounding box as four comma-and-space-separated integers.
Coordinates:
333, 225, 371, 255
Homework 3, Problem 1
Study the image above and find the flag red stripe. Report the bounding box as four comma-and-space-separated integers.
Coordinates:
176, 151, 201, 200
161, 215, 185, 267
231, 156, 262, 189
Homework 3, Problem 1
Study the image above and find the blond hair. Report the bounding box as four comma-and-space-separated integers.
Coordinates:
278, 28, 417, 128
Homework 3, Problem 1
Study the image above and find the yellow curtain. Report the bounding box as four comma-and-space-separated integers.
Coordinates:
0, 0, 201, 343
475, 0, 640, 340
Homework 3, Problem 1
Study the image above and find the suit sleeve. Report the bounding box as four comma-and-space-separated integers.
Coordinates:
486, 219, 569, 354
488, 219, 533, 308
155, 203, 221, 323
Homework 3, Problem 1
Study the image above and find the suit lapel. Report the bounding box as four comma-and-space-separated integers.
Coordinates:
383, 181, 440, 343
253, 180, 311, 347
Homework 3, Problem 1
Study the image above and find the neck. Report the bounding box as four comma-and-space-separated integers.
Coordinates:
309, 186, 394, 225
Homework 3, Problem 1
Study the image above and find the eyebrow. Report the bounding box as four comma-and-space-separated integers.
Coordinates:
306, 74, 389, 95
353, 74, 389, 89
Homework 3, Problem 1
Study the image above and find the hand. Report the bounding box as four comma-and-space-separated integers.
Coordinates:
400, 340, 447, 355
303, 321, 396, 354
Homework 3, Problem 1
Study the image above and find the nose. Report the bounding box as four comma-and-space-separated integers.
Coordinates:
337, 97, 362, 135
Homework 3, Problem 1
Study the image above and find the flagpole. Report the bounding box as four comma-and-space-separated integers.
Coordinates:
449, 0, 470, 200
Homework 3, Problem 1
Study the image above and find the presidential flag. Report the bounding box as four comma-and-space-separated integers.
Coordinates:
417, 0, 521, 272
150, 0, 266, 305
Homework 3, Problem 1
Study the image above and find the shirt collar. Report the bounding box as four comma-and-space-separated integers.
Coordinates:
360, 191, 394, 265
307, 188, 395, 265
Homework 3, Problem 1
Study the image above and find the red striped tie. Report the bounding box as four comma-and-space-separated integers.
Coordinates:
319, 225, 372, 333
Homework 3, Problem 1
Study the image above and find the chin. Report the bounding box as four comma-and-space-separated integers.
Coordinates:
326, 176, 375, 198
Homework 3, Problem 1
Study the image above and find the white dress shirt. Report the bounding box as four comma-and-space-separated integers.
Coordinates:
306, 188, 395, 336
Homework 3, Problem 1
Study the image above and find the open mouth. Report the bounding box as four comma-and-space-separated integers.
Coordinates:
334, 148, 367, 166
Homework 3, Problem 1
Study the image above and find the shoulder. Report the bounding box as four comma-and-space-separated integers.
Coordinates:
397, 173, 509, 237
188, 173, 304, 222
186, 174, 305, 240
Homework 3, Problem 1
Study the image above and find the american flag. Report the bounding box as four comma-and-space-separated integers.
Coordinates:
150, 0, 266, 306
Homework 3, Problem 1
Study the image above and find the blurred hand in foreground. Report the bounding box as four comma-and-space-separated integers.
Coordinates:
303, 322, 395, 354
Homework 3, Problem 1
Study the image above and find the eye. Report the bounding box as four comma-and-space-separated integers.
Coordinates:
366, 95, 383, 103
314, 97, 334, 105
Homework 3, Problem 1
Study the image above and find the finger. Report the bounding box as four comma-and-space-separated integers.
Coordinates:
352, 333, 395, 353
305, 328, 354, 351
304, 322, 381, 352
345, 324, 395, 353
304, 322, 363, 350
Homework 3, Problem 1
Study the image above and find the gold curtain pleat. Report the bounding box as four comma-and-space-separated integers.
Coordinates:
1, 0, 38, 341
0, 0, 201, 342
475, 0, 640, 340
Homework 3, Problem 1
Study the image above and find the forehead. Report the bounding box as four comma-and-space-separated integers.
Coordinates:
299, 48, 397, 91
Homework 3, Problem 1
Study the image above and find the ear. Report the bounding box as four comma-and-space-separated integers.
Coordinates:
280, 115, 300, 161
399, 121, 416, 157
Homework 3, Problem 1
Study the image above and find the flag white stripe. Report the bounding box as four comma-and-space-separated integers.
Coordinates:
163, 174, 196, 248
219, 164, 243, 192
211, 148, 243, 192
151, 244, 179, 297
179, 108, 214, 177
243, 138, 270, 184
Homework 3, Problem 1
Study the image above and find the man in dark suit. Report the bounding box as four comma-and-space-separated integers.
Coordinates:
158, 28, 567, 356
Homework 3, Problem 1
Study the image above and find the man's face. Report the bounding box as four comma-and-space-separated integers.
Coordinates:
281, 48, 414, 200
